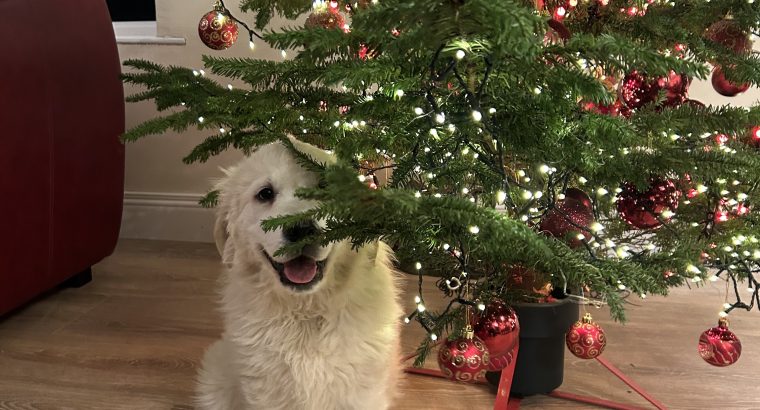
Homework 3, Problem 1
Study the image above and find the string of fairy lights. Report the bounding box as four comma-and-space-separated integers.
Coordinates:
189, 0, 760, 334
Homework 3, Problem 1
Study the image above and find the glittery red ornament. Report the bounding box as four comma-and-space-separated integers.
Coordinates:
616, 179, 680, 229
198, 8, 239, 50
566, 313, 607, 359
711, 66, 750, 97
473, 300, 520, 371
437, 334, 490, 382
619, 71, 661, 109
705, 20, 751, 54
539, 188, 594, 248
305, 7, 346, 30
698, 318, 741, 367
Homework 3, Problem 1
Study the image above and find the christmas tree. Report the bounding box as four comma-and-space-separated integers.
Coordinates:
123, 0, 760, 369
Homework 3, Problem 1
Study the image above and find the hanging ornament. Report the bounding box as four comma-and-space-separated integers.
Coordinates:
198, 4, 239, 50
305, 5, 347, 30
473, 300, 520, 371
616, 179, 680, 229
566, 313, 607, 359
698, 318, 742, 367
545, 19, 572, 44
619, 71, 661, 109
539, 188, 594, 248
580, 99, 625, 117
437, 334, 490, 382
711, 66, 750, 97
705, 20, 751, 54
658, 71, 691, 107
684, 99, 706, 108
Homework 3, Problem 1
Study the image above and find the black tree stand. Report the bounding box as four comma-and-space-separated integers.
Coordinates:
487, 298, 579, 396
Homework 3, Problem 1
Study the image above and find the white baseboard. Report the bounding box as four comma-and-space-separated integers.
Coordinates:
120, 191, 215, 243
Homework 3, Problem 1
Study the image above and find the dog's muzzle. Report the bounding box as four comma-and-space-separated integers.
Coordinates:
262, 248, 326, 292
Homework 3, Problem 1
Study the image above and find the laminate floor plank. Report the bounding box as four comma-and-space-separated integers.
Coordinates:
0, 239, 757, 409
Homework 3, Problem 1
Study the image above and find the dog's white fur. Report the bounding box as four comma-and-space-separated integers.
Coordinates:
196, 138, 402, 410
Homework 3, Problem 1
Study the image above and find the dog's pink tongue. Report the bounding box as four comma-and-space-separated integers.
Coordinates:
283, 256, 318, 284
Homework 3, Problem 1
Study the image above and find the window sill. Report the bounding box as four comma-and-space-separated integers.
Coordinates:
113, 21, 186, 45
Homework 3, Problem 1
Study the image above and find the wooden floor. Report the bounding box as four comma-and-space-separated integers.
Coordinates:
1, 240, 758, 410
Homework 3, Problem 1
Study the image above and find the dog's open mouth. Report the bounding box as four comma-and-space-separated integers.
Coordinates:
262, 249, 326, 291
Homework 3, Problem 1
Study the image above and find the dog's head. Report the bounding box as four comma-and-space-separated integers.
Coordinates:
214, 137, 336, 294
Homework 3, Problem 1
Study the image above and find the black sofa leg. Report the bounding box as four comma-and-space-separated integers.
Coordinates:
63, 267, 93, 288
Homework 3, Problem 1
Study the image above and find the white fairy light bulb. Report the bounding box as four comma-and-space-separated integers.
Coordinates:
415, 262, 422, 270
718, 311, 729, 318
455, 49, 466, 60
404, 317, 411, 324
417, 304, 426, 312
395, 89, 405, 98
462, 187, 470, 194
414, 107, 424, 115
435, 113, 445, 123
358, 175, 366, 182
578, 177, 588, 184
281, 50, 288, 58
590, 222, 604, 232
539, 164, 550, 174
414, 295, 421, 304
488, 107, 496, 114
496, 191, 507, 204
521, 190, 533, 200
477, 303, 486, 311
597, 187, 608, 196
414, 191, 422, 198
198, 116, 205, 123
430, 333, 438, 341
469, 226, 480, 234
471, 110, 482, 122
443, 243, 450, 250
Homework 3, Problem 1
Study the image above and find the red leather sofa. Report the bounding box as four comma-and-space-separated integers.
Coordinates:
0, 0, 125, 316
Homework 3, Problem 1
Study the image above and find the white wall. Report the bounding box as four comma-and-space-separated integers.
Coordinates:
118, 1, 759, 242
119, 0, 290, 242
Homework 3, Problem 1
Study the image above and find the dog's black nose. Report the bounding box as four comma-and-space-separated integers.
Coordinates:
283, 220, 319, 243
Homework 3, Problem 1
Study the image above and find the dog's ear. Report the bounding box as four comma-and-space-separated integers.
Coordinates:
213, 167, 235, 267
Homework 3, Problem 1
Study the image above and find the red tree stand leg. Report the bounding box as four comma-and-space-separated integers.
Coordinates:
402, 342, 668, 410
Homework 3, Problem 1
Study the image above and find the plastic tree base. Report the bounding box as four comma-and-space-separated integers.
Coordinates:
402, 342, 667, 410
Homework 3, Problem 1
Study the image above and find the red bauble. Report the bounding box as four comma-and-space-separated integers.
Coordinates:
437, 335, 490, 382
658, 71, 690, 107
685, 99, 705, 108
473, 300, 520, 371
305, 7, 346, 30
545, 19, 571, 44
711, 66, 750, 97
566, 313, 607, 359
616, 179, 680, 229
198, 9, 239, 50
705, 20, 751, 54
581, 99, 625, 117
619, 71, 661, 109
539, 188, 594, 248
698, 318, 741, 367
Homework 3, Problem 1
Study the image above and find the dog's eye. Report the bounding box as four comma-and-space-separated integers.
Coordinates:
255, 187, 275, 202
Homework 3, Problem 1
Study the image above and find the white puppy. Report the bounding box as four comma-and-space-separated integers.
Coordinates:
196, 138, 402, 410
